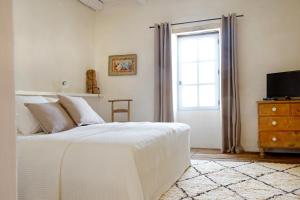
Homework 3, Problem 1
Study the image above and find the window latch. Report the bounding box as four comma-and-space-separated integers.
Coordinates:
178, 81, 182, 85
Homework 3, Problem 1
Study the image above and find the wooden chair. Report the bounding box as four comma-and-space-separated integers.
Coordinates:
108, 99, 133, 122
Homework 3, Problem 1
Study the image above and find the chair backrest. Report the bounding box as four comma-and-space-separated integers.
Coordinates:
108, 99, 133, 122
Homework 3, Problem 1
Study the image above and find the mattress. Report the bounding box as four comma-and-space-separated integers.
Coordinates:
17, 122, 190, 200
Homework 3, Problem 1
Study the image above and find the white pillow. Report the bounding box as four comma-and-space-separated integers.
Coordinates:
16, 96, 48, 135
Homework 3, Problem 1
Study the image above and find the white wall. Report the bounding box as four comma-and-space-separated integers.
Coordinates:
0, 0, 16, 199
94, 0, 300, 151
177, 111, 221, 148
14, 0, 96, 92
14, 0, 300, 151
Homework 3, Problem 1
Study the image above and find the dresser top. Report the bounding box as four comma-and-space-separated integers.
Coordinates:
257, 100, 300, 104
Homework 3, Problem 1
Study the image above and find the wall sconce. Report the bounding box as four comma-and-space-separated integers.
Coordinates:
60, 80, 70, 93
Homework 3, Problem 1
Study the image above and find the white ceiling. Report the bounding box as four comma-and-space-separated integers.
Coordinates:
101, 0, 147, 5
80, 0, 147, 11
79, 0, 147, 11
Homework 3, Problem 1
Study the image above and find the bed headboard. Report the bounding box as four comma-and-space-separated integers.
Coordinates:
15, 91, 102, 98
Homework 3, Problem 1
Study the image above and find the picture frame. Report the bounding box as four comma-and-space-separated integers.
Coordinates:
108, 54, 137, 76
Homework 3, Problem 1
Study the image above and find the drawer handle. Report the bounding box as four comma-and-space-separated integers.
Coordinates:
272, 107, 277, 112
271, 121, 277, 126
272, 137, 277, 142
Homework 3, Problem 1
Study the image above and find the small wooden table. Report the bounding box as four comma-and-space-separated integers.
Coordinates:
108, 99, 133, 122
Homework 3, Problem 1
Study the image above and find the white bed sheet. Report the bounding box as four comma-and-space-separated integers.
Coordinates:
17, 122, 190, 200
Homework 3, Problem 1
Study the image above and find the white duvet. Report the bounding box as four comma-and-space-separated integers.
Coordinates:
17, 122, 190, 200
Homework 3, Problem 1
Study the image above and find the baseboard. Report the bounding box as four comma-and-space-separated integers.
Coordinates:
191, 148, 220, 150
243, 146, 259, 153
191, 147, 260, 153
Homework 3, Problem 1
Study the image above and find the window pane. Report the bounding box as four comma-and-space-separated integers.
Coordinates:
181, 86, 198, 107
199, 85, 216, 107
181, 63, 198, 84
177, 32, 220, 110
199, 61, 216, 84
179, 38, 197, 62
198, 37, 217, 61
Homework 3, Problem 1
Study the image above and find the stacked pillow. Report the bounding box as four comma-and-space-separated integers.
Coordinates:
16, 96, 48, 135
58, 95, 105, 126
17, 95, 105, 135
25, 102, 76, 134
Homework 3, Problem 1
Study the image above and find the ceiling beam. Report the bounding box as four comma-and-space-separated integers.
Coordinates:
136, 0, 147, 5
79, 0, 103, 11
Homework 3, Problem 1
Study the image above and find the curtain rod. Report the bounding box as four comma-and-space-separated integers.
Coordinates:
149, 14, 244, 29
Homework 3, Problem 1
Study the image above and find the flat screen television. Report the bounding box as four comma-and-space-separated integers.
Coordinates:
267, 70, 300, 99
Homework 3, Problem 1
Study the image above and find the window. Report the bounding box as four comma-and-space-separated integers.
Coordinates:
177, 31, 220, 110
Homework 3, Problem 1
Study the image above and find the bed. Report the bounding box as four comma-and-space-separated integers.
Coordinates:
17, 122, 190, 200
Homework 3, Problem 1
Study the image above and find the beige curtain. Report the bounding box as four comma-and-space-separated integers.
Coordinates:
221, 14, 243, 153
154, 23, 174, 122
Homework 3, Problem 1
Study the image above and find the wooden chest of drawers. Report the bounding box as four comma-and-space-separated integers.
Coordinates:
257, 101, 300, 157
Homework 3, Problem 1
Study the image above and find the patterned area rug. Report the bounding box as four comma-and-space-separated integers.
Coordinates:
160, 160, 300, 200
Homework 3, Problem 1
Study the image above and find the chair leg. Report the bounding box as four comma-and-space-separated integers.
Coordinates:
111, 102, 114, 122
128, 101, 130, 122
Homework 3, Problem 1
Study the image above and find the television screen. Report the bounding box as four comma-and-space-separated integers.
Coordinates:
267, 70, 300, 99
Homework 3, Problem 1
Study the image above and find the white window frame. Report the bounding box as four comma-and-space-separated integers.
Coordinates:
177, 30, 220, 111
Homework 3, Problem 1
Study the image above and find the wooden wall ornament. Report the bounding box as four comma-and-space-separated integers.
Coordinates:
86, 69, 100, 94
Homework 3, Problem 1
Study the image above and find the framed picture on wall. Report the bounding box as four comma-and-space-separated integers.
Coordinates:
108, 54, 137, 76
